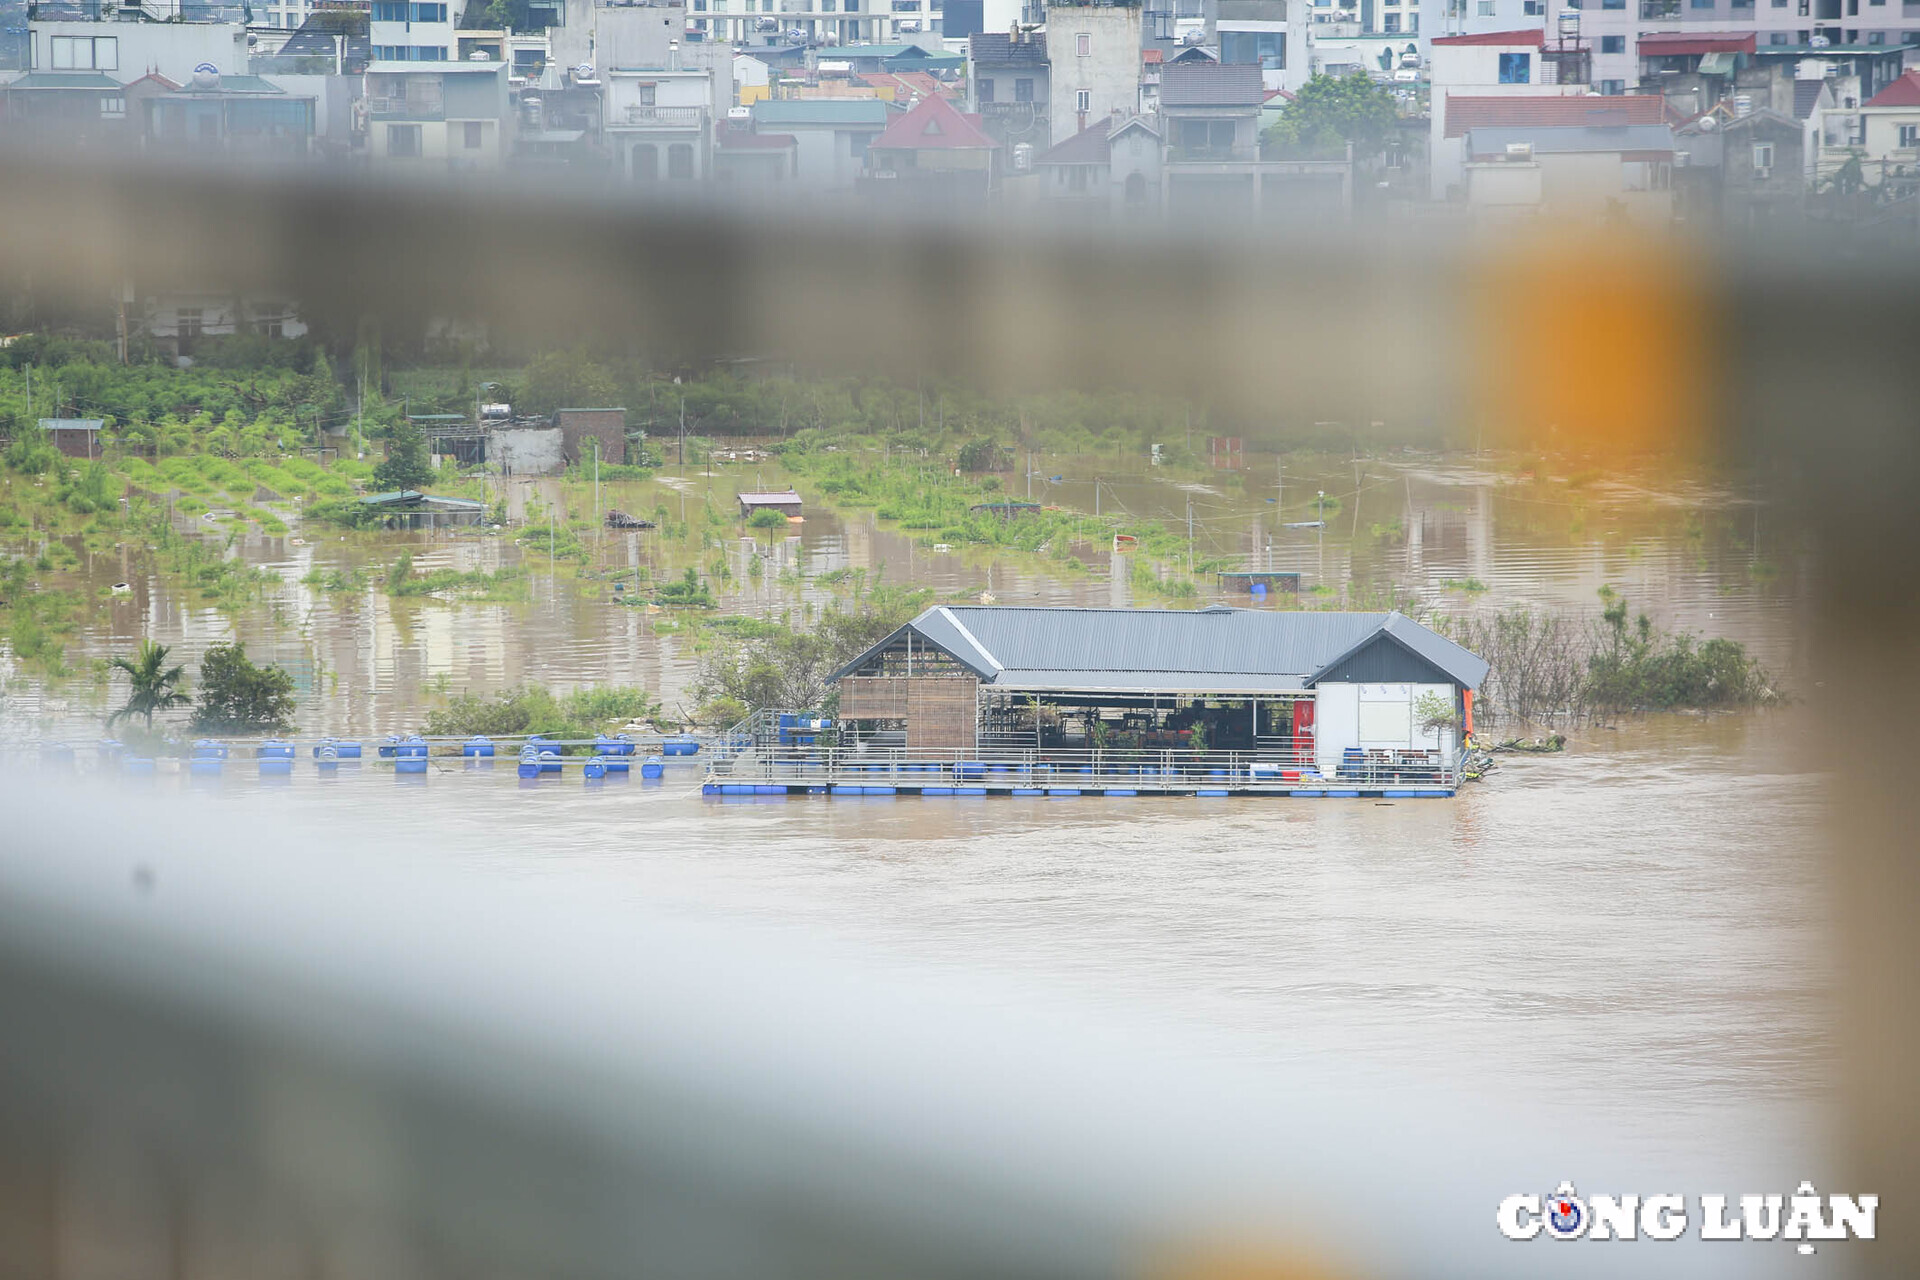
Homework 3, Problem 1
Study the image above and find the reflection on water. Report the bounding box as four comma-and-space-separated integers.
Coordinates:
13, 452, 1801, 739
100, 711, 1828, 1183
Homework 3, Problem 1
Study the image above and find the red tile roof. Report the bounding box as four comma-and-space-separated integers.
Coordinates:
870, 92, 997, 151
1865, 69, 1920, 108
1443, 94, 1665, 138
1430, 29, 1546, 48
1637, 31, 1756, 55
1142, 49, 1163, 64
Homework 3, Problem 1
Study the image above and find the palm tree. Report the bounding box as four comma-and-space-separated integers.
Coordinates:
107, 640, 190, 732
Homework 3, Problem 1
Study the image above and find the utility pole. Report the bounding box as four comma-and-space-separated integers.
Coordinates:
1317, 491, 1325, 584
1026, 450, 1032, 502
1094, 479, 1100, 517
679, 395, 686, 467
1186, 496, 1194, 575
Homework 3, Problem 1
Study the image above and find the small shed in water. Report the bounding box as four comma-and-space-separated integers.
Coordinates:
738, 489, 802, 518
358, 490, 487, 529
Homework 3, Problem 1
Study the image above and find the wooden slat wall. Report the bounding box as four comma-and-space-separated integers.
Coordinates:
838, 677, 909, 720
838, 676, 979, 750
907, 678, 978, 752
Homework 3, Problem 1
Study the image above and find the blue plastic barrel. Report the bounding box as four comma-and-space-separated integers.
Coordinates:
596, 734, 636, 757
188, 756, 223, 777
259, 756, 294, 776
396, 757, 428, 775
312, 737, 362, 759
583, 756, 607, 781
396, 735, 428, 759
258, 739, 295, 759
640, 755, 664, 779
378, 734, 401, 759
517, 745, 541, 779
463, 735, 495, 758
191, 740, 228, 760
121, 756, 156, 776
97, 739, 124, 762
539, 750, 562, 774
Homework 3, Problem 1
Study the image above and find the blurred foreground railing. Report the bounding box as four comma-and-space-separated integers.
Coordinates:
0, 149, 1917, 1275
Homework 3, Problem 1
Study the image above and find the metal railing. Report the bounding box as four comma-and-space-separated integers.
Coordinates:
710, 744, 1459, 790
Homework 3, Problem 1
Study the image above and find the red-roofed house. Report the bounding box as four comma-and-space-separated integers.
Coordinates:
1429, 27, 1601, 200
865, 92, 1000, 198
714, 122, 799, 190
1857, 70, 1920, 184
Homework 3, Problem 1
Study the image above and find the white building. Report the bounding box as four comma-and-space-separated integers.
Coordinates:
1047, 0, 1143, 140
26, 14, 248, 85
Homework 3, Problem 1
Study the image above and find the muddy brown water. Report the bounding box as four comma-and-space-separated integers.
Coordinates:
3, 453, 1830, 1214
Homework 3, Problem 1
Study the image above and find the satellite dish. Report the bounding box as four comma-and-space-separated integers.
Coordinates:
1809, 33, 1830, 46
577, 62, 594, 76
194, 61, 220, 74
1699, 115, 1718, 130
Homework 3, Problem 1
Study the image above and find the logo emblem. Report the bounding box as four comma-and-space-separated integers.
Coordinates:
1544, 1182, 1587, 1239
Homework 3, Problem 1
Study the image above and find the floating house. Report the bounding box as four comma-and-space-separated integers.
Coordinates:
737, 490, 803, 519
826, 605, 1487, 778
358, 490, 487, 529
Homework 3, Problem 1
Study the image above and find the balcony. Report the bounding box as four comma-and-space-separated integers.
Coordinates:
610, 104, 707, 128
367, 93, 445, 119
1639, 0, 1679, 14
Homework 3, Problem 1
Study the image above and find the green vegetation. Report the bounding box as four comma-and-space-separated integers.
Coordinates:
690, 586, 931, 721
106, 639, 191, 731
190, 642, 296, 733
385, 550, 528, 600
1437, 589, 1778, 727
371, 418, 433, 492
422, 684, 663, 744
1261, 73, 1399, 160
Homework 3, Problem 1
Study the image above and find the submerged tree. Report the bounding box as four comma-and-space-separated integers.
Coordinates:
371, 417, 433, 492
106, 639, 191, 731
190, 642, 296, 733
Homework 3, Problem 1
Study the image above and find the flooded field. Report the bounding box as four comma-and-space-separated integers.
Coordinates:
2, 451, 1803, 739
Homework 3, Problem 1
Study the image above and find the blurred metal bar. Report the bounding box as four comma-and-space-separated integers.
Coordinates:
3, 149, 1919, 1275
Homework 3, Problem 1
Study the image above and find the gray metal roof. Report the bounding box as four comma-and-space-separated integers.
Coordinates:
1465, 124, 1676, 156
834, 605, 1488, 692
751, 99, 892, 126
1160, 62, 1265, 108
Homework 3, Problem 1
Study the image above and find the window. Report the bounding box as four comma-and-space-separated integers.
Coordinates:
1600, 33, 1624, 50
1869, 26, 1885, 38
1476, 0, 1493, 12
1221, 31, 1285, 67
1076, 32, 1091, 55
1691, 0, 1712, 9
387, 123, 422, 156
1076, 88, 1091, 112
1384, 10, 1402, 26
1603, 0, 1624, 9
1772, 29, 1790, 38
1753, 141, 1775, 168
1067, 165, 1089, 191
463, 120, 484, 148
1015, 77, 1033, 101
178, 309, 203, 339
977, 77, 995, 103
1497, 51, 1530, 81
1522, 0, 1542, 12
1733, 0, 1752, 7
373, 2, 447, 18
1598, 77, 1626, 93
667, 142, 695, 179
633, 143, 658, 180
1902, 123, 1920, 145
49, 35, 116, 70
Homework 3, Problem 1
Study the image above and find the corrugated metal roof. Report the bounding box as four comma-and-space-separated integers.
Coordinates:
1160, 62, 1265, 108
836, 605, 1489, 690
1444, 95, 1665, 139
7, 73, 121, 91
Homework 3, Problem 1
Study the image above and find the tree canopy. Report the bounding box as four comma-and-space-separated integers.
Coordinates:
1261, 73, 1399, 160
371, 417, 433, 492
191, 642, 296, 733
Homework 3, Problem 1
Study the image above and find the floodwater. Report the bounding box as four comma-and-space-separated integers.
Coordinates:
80, 706, 1830, 1203
5, 451, 1834, 1234
7, 451, 1805, 738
